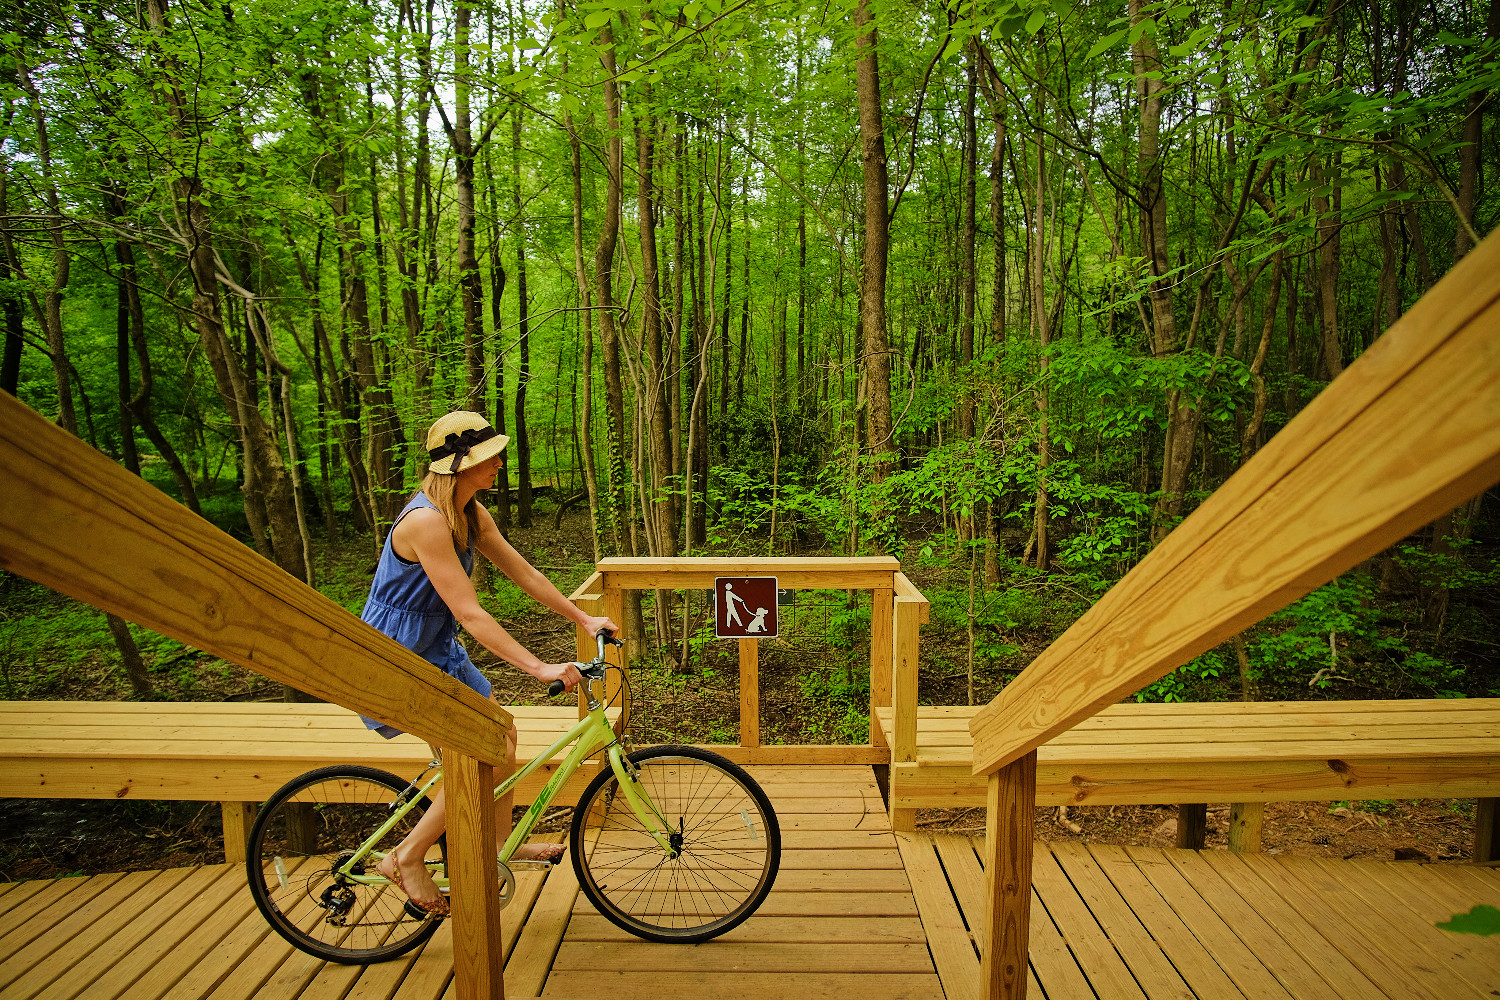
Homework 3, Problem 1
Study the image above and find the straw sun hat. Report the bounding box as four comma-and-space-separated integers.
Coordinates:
426, 411, 510, 475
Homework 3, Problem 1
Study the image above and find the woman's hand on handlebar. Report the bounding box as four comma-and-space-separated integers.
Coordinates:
580, 613, 621, 641
536, 660, 583, 693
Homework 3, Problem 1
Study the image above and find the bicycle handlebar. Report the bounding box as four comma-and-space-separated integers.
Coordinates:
547, 629, 622, 696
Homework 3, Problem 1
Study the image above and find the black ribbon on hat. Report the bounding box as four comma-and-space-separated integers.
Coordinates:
429, 425, 498, 472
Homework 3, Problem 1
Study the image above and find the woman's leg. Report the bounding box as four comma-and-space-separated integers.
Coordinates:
495, 711, 564, 861
377, 787, 449, 912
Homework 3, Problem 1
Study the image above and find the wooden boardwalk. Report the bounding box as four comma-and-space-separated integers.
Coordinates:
2, 765, 1499, 999
0, 765, 941, 1000
900, 830, 1500, 1000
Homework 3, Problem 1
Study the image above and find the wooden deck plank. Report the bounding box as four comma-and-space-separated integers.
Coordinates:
564, 913, 926, 943
1048, 842, 1200, 1000
198, 864, 337, 1000
386, 920, 455, 1000
157, 898, 280, 1000
1085, 845, 1272, 1000
505, 845, 583, 998
548, 941, 934, 973
894, 834, 979, 1000
1307, 857, 1500, 989
0, 873, 136, 987
22, 865, 203, 1000
1170, 851, 1388, 1000
0, 873, 125, 969
538, 971, 944, 998
946, 834, 1092, 1000
104, 865, 249, 1000
932, 833, 1050, 1000
1225, 852, 1469, 1000
1421, 858, 1500, 900
0, 877, 58, 919
339, 944, 429, 1000
1133, 847, 1344, 1000
1021, 884, 1097, 1000
929, 834, 984, 916
1031, 845, 1150, 1000
767, 848, 903, 869
1382, 860, 1500, 939
779, 829, 897, 849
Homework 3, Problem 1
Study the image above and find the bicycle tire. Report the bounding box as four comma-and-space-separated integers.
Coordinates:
246, 765, 444, 964
569, 745, 780, 943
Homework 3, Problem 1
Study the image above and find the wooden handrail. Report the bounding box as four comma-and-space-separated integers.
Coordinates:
969, 229, 1500, 778
0, 392, 515, 999
575, 559, 925, 771
590, 555, 898, 589
0, 391, 514, 764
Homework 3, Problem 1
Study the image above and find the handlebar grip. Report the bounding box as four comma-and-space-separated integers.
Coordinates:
548, 679, 566, 697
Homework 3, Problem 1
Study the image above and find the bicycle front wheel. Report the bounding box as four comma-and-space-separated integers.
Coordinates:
570, 745, 780, 943
246, 765, 443, 964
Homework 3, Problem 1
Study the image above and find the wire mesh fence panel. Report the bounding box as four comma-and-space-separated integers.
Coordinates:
630, 587, 876, 745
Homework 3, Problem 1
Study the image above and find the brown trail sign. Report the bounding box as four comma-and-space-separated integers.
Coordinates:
714, 577, 778, 639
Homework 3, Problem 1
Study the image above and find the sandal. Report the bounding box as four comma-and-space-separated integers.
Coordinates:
384, 855, 449, 917
514, 843, 566, 865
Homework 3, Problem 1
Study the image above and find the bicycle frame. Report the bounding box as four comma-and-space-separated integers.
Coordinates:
338, 676, 676, 890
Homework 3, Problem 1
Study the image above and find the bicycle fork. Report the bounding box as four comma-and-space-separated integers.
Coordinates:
605, 744, 680, 860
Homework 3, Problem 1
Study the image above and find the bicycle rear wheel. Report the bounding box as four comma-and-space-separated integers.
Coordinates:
246, 766, 443, 964
570, 745, 780, 943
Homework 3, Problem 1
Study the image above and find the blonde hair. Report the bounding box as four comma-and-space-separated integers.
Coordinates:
419, 471, 482, 555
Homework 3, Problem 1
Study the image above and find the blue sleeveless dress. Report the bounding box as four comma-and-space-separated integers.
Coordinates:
359, 492, 493, 738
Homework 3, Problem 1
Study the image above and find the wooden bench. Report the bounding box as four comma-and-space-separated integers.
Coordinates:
877, 698, 1500, 858
0, 701, 617, 863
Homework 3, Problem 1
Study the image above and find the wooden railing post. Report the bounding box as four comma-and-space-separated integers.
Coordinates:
220, 801, 256, 864
570, 575, 605, 719
603, 581, 628, 718
739, 638, 760, 748
1475, 798, 1498, 863
981, 750, 1036, 1000
890, 589, 920, 831
1176, 804, 1207, 850
446, 751, 505, 1000
870, 587, 894, 747
1228, 802, 1264, 853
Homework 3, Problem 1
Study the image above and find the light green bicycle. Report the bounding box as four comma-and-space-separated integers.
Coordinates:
246, 631, 781, 964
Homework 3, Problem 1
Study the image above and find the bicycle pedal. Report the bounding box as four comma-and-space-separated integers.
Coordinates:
506, 859, 558, 871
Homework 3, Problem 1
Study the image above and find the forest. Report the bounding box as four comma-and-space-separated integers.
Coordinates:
2, 0, 1499, 714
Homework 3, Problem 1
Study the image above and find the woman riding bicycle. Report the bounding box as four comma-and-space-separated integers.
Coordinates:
360, 409, 617, 916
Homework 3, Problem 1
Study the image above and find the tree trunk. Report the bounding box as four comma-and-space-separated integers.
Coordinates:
1031, 111, 1050, 572
566, 105, 601, 559
594, 21, 634, 572
638, 113, 677, 559
854, 0, 895, 482
959, 40, 978, 442
513, 93, 533, 528
1131, 0, 1193, 537
484, 143, 512, 533
1454, 0, 1500, 262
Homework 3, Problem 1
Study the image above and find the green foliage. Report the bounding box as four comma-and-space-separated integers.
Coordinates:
1135, 650, 1228, 703
1136, 570, 1477, 704
1240, 576, 1465, 697
796, 664, 870, 744
1437, 905, 1500, 937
